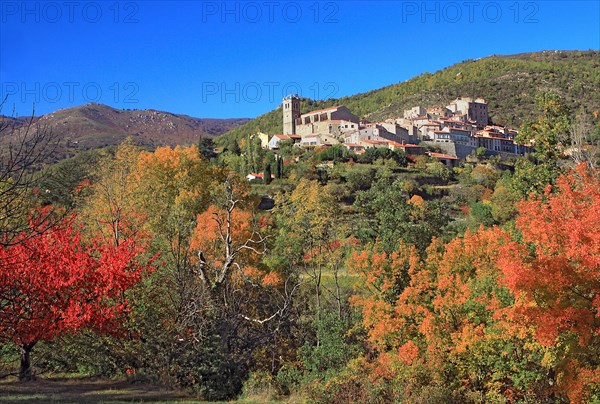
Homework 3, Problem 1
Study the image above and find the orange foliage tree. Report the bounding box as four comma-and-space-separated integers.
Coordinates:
190, 174, 270, 289
348, 229, 549, 402
499, 165, 600, 401
189, 174, 293, 330
131, 144, 219, 276
186, 175, 297, 396
191, 190, 270, 298
134, 145, 216, 228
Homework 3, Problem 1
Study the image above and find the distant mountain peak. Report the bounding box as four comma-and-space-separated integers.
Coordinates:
2, 103, 251, 155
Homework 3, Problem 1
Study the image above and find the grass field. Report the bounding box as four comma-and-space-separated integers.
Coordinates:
0, 376, 211, 404
0, 375, 296, 404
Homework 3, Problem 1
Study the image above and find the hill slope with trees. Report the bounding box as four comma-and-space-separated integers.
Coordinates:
217, 50, 600, 148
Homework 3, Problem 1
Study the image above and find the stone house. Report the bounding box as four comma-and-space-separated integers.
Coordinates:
268, 134, 301, 149
446, 97, 488, 126
294, 106, 360, 137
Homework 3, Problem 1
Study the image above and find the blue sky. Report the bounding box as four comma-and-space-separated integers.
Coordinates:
1, 1, 599, 118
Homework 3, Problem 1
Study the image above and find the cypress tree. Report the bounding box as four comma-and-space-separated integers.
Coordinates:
278, 157, 284, 179
273, 156, 280, 179
264, 163, 272, 184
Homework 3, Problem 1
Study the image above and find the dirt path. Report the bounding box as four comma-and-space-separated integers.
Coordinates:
0, 376, 204, 403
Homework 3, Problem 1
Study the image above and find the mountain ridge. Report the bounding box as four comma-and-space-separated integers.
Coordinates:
1, 103, 251, 158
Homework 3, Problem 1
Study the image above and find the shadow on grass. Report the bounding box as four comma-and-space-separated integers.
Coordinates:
0, 376, 207, 404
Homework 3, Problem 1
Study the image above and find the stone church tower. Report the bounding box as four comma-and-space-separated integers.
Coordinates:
282, 94, 300, 135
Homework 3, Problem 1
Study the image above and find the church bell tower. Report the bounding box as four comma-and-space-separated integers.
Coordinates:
282, 94, 300, 135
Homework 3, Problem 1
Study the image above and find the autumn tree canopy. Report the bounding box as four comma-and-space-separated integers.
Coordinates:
499, 164, 600, 401
346, 165, 600, 402
0, 215, 153, 380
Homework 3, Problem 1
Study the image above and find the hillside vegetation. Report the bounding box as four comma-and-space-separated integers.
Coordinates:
217, 50, 600, 147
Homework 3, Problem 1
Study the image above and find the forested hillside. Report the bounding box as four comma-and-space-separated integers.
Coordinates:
218, 50, 600, 147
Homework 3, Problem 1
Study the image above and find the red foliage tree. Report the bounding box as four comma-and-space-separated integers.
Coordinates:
499, 164, 600, 401
0, 215, 153, 380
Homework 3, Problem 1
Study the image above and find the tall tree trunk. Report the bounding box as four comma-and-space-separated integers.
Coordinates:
334, 269, 342, 320
19, 341, 36, 381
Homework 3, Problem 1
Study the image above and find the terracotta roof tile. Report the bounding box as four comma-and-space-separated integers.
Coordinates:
428, 152, 458, 160
301, 105, 342, 116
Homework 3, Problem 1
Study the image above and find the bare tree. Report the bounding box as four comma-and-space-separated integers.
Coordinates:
196, 176, 268, 295
195, 175, 299, 324
0, 98, 61, 246
570, 113, 598, 169
156, 174, 302, 396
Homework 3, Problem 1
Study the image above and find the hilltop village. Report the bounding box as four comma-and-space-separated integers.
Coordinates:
253, 95, 531, 168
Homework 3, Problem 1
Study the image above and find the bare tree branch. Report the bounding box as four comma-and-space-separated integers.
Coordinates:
0, 98, 62, 246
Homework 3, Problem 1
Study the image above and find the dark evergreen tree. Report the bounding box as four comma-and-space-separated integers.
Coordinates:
278, 156, 284, 179
198, 137, 217, 160
273, 156, 281, 179
225, 139, 241, 155
264, 163, 272, 184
